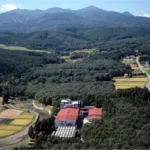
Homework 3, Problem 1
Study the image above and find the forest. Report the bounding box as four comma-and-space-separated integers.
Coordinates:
0, 26, 150, 149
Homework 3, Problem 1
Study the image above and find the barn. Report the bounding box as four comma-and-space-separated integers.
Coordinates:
55, 108, 79, 129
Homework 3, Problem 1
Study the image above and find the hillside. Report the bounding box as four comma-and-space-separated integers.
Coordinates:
1, 27, 150, 51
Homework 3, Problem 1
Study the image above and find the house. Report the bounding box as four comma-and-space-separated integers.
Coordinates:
87, 108, 102, 121
60, 99, 81, 108
55, 108, 79, 129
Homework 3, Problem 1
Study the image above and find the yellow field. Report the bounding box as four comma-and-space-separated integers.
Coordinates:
144, 67, 150, 71
130, 64, 138, 70
115, 85, 145, 90
10, 119, 33, 126
16, 113, 35, 119
0, 130, 16, 138
114, 78, 148, 82
0, 125, 24, 131
113, 77, 148, 90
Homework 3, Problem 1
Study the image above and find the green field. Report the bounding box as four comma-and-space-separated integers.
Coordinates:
0, 44, 50, 53
0, 119, 13, 124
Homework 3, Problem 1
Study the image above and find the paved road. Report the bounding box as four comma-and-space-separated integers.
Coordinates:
136, 56, 150, 91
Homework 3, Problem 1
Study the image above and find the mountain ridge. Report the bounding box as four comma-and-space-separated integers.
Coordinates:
0, 6, 149, 32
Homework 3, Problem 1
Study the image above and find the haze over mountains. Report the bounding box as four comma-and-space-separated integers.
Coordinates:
0, 5, 150, 32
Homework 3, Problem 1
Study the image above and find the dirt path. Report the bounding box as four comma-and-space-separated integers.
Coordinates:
136, 56, 150, 91
0, 111, 39, 147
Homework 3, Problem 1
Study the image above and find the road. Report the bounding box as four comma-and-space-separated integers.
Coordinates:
136, 56, 150, 91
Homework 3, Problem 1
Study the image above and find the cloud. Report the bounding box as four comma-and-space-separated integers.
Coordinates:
139, 14, 150, 18
0, 4, 22, 12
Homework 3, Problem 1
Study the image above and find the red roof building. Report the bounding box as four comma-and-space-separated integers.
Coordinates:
56, 108, 79, 121
55, 108, 79, 128
87, 108, 102, 121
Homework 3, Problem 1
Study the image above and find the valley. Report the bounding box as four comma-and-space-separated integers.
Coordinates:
0, 16, 150, 148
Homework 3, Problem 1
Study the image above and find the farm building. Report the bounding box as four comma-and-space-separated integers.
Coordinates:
87, 108, 102, 121
60, 99, 81, 108
55, 108, 79, 129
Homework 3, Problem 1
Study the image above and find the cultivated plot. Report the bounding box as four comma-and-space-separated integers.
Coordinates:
113, 77, 148, 90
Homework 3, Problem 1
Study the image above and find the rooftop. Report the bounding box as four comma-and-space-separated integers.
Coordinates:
55, 108, 79, 121
88, 108, 102, 116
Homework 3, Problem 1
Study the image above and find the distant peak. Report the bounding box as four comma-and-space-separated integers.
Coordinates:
122, 11, 134, 16
79, 5, 103, 11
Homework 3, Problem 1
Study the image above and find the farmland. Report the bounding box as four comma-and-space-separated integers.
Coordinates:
113, 77, 148, 90
143, 67, 150, 74
0, 110, 35, 138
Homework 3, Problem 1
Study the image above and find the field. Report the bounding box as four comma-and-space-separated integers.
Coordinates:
10, 119, 33, 126
113, 77, 148, 90
70, 49, 94, 54
143, 67, 150, 74
0, 44, 50, 53
0, 111, 35, 138
0, 109, 23, 119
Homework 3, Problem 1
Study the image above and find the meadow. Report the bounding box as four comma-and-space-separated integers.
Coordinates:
0, 44, 50, 53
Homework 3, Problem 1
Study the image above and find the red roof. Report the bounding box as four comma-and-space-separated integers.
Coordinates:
88, 116, 102, 120
88, 108, 102, 116
55, 108, 79, 121
88, 108, 102, 120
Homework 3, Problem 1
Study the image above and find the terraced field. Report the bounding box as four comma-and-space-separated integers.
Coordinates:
0, 111, 35, 138
113, 77, 148, 90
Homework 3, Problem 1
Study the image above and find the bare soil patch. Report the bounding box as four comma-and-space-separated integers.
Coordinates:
0, 109, 23, 119
0, 97, 3, 106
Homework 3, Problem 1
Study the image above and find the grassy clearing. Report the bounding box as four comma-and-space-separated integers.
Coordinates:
113, 77, 148, 90
61, 48, 94, 63
122, 58, 136, 65
0, 44, 50, 53
70, 49, 94, 54
2, 137, 30, 149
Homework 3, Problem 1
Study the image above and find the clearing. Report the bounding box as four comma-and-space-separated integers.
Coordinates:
0, 44, 50, 53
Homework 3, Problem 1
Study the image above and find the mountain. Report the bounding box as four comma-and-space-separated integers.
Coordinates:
122, 11, 134, 16
0, 6, 149, 32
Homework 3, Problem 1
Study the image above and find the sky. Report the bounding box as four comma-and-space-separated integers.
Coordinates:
0, 0, 150, 17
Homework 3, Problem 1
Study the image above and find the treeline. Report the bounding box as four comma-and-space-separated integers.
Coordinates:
0, 49, 64, 78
